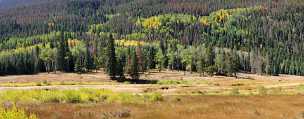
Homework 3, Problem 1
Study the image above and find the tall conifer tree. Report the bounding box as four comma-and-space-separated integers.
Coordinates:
106, 34, 117, 80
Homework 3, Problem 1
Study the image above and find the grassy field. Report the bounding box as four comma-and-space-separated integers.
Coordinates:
9, 95, 304, 119
1, 89, 304, 119
1, 71, 304, 119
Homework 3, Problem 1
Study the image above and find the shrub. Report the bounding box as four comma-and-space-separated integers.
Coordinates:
257, 86, 268, 95
145, 93, 163, 102
297, 85, 304, 92
42, 80, 51, 86
157, 80, 189, 85
36, 82, 42, 86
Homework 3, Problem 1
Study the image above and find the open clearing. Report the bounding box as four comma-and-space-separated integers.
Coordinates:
1, 71, 304, 95
1, 71, 304, 119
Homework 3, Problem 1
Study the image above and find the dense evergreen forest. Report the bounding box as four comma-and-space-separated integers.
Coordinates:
0, 0, 304, 79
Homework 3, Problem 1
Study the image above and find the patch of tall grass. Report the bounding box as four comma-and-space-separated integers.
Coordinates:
297, 84, 304, 92
257, 86, 268, 95
230, 87, 240, 95
0, 89, 163, 104
0, 106, 37, 119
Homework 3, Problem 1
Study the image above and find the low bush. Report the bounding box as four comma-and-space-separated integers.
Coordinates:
297, 85, 304, 92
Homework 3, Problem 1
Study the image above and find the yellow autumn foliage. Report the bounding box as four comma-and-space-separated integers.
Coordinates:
199, 7, 261, 27
142, 16, 161, 30
116, 39, 145, 47
68, 39, 81, 48
215, 9, 230, 23
199, 17, 209, 26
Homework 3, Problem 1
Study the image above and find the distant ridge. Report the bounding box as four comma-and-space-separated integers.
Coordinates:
0, 0, 47, 10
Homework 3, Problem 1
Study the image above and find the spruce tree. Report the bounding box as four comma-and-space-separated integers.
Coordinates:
56, 31, 71, 72
106, 34, 117, 80
56, 31, 65, 71
130, 50, 139, 80
85, 41, 95, 71
116, 55, 126, 79
147, 46, 156, 70
32, 46, 40, 74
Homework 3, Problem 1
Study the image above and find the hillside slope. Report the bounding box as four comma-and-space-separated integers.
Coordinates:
0, 0, 304, 77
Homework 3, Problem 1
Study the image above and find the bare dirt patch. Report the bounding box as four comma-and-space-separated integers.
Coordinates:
0, 71, 111, 83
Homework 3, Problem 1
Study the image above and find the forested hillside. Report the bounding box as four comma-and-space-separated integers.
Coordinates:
0, 0, 304, 78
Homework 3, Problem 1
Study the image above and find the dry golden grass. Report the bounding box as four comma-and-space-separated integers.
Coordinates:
1, 70, 304, 84
1, 70, 304, 95
23, 96, 304, 119
0, 71, 111, 83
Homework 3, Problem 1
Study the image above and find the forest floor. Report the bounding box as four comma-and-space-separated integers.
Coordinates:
1, 70, 304, 119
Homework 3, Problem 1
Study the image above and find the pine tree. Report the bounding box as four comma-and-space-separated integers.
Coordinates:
106, 34, 117, 80
116, 55, 126, 79
136, 46, 144, 72
74, 56, 85, 73
85, 41, 95, 71
130, 50, 140, 80
56, 31, 65, 71
159, 39, 168, 69
56, 31, 71, 72
147, 46, 156, 70
32, 46, 40, 73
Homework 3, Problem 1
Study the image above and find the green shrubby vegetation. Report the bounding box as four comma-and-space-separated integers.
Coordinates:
296, 85, 304, 92
0, 89, 163, 104
156, 80, 193, 85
